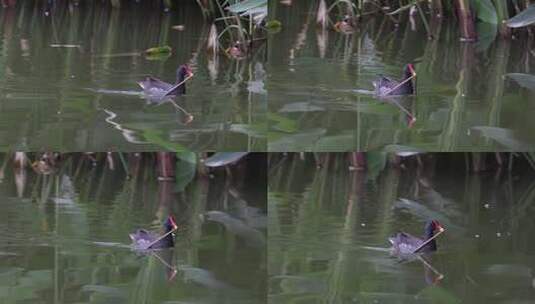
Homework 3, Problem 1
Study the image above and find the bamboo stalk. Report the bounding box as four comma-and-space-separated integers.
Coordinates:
412, 228, 445, 253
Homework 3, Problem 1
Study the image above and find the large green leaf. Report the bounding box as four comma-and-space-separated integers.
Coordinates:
506, 73, 535, 91
472, 0, 497, 24
506, 4, 535, 28
175, 152, 197, 192
475, 21, 497, 52
226, 0, 266, 13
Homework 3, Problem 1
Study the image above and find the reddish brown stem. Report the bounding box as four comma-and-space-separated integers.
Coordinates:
157, 152, 176, 180
455, 0, 477, 41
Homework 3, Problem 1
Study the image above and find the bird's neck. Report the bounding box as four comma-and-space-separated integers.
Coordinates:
424, 229, 437, 251
175, 74, 186, 95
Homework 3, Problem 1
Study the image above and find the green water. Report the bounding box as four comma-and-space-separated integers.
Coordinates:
0, 2, 266, 151
268, 1, 535, 152
269, 154, 535, 303
0, 154, 266, 303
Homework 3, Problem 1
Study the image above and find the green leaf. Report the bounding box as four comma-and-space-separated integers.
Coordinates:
143, 45, 172, 55
226, 0, 266, 14
266, 20, 282, 31
506, 4, 535, 28
268, 112, 297, 133
366, 152, 387, 180
506, 73, 535, 91
471, 0, 497, 24
175, 152, 197, 192
475, 20, 497, 52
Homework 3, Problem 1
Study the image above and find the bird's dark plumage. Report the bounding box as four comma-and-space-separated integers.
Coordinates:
373, 64, 416, 96
137, 64, 193, 98
389, 220, 443, 255
130, 216, 178, 250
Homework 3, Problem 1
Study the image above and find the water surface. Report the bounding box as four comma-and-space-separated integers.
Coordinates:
269, 153, 535, 303
0, 2, 266, 151
268, 2, 535, 151
0, 153, 266, 303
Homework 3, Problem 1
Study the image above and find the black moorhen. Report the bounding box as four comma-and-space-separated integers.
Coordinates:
389, 220, 444, 255
373, 64, 416, 97
137, 64, 193, 98
129, 216, 178, 250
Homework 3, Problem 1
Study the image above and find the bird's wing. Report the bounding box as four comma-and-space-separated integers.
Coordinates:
138, 76, 173, 91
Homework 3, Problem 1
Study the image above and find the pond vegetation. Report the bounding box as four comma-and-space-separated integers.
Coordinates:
0, 151, 267, 304
268, 0, 535, 151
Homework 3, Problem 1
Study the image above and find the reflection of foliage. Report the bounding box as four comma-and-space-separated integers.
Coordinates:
0, 3, 265, 151
0, 152, 266, 303
268, 1, 535, 152
269, 153, 535, 303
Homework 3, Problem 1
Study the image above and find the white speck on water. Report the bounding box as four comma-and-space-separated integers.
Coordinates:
462, 93, 466, 97
496, 232, 501, 237
361, 223, 366, 227
289, 68, 295, 72
483, 203, 490, 209
474, 234, 480, 238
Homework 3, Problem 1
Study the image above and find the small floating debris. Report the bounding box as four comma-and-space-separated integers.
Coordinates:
172, 25, 185, 31
144, 45, 172, 56
474, 234, 480, 238
483, 203, 490, 209
144, 45, 172, 61
496, 232, 502, 238
266, 20, 282, 33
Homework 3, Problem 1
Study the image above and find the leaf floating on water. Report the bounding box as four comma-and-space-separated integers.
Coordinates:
506, 4, 535, 28
144, 45, 172, 56
278, 102, 325, 113
506, 73, 535, 91
471, 126, 532, 150
204, 152, 249, 167
50, 44, 81, 48
383, 144, 424, 156
144, 52, 171, 61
